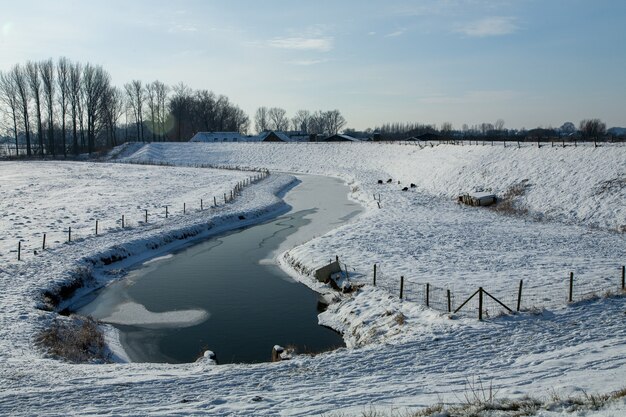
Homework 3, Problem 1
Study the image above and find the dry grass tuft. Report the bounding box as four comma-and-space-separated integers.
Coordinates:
491, 180, 530, 216
36, 315, 110, 363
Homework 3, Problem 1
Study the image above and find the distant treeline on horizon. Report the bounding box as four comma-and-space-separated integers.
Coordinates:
0, 57, 623, 157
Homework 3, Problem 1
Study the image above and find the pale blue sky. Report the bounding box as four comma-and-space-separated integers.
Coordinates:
1, 0, 624, 130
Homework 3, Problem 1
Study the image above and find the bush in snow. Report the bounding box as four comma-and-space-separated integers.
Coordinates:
35, 315, 110, 363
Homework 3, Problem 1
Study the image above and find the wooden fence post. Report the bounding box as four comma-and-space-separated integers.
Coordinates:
400, 276, 404, 299
478, 287, 483, 320
447, 289, 451, 313
621, 265, 625, 290
426, 283, 430, 307
517, 279, 523, 311
373, 264, 377, 286
17, 241, 21, 261
42, 233, 46, 250
224, 193, 227, 203
68, 227, 72, 242
166, 206, 169, 218
201, 199, 203, 210
184, 203, 186, 214
121, 215, 125, 228
95, 220, 98, 235
214, 196, 217, 207
569, 272, 574, 302
145, 209, 148, 223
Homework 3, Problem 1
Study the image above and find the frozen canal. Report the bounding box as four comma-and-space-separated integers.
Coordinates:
74, 174, 362, 363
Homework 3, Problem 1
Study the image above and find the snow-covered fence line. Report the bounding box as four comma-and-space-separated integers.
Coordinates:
369, 139, 626, 149
366, 263, 625, 319
9, 169, 271, 262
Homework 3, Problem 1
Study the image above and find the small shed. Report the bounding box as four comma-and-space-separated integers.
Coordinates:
458, 192, 497, 206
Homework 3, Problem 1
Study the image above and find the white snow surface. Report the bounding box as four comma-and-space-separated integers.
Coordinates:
1, 142, 625, 416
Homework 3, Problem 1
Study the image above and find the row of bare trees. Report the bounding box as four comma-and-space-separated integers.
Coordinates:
0, 58, 116, 157
254, 107, 346, 135
0, 57, 250, 157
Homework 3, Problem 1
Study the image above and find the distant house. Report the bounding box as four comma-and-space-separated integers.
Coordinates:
256, 131, 293, 142
323, 134, 361, 142
190, 132, 252, 142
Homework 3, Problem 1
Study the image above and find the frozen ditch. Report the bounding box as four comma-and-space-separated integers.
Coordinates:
71, 174, 363, 364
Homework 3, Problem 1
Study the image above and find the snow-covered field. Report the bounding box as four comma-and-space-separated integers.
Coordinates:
0, 142, 625, 416
0, 161, 253, 263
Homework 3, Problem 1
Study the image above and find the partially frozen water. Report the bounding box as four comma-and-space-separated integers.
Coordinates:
75, 174, 362, 364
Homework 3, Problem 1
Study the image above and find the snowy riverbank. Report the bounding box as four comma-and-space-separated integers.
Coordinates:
0, 142, 625, 416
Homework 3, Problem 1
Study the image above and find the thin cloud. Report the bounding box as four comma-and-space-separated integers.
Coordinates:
286, 58, 329, 66
457, 16, 518, 37
267, 36, 333, 52
385, 28, 407, 38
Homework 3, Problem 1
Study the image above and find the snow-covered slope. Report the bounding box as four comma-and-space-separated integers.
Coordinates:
0, 142, 625, 416
121, 142, 626, 232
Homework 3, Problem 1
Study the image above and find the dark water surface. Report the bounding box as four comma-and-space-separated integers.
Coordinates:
75, 174, 362, 364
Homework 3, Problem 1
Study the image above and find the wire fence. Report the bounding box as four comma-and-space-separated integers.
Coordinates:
8, 169, 270, 262
358, 262, 625, 320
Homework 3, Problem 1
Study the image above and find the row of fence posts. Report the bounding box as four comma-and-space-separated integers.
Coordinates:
14, 169, 270, 261
371, 263, 626, 320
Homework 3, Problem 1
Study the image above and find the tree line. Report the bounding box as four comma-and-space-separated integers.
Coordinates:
254, 107, 346, 135
0, 57, 250, 157
365, 119, 620, 142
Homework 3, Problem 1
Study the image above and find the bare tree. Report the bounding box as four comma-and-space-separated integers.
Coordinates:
102, 86, 124, 147
267, 107, 289, 131
11, 64, 32, 156
26, 61, 44, 156
440, 122, 453, 139
145, 82, 158, 141
324, 109, 346, 135
479, 122, 494, 136
82, 63, 110, 153
153, 81, 169, 140
494, 119, 505, 132
309, 110, 327, 135
291, 110, 311, 133
231, 106, 249, 133
124, 80, 145, 141
579, 118, 606, 139
0, 69, 21, 155
56, 57, 70, 157
192, 89, 217, 132
68, 62, 82, 155
169, 82, 193, 141
254, 106, 269, 133
39, 59, 56, 156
